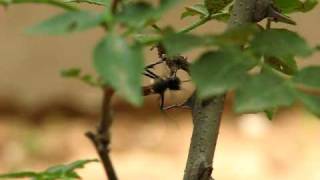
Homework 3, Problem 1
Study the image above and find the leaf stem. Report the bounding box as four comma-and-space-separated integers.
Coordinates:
178, 12, 228, 34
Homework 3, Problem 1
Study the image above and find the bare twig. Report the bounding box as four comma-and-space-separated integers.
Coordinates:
85, 88, 117, 180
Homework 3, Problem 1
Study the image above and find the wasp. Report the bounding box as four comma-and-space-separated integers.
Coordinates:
143, 68, 182, 110
143, 61, 191, 110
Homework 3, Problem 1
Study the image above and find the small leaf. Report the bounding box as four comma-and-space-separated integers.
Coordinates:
61, 68, 81, 77
235, 69, 296, 113
27, 11, 103, 35
181, 4, 209, 19
273, 0, 318, 13
293, 66, 320, 89
251, 29, 313, 58
191, 48, 257, 98
94, 34, 144, 106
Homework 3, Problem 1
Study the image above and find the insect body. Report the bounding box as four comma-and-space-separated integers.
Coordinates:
143, 69, 182, 110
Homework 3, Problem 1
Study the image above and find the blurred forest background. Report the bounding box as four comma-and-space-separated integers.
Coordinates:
0, 1, 320, 179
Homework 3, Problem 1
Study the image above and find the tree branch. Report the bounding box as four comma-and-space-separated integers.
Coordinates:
183, 0, 257, 180
85, 88, 118, 180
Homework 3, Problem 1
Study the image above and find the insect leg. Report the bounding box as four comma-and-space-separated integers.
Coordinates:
143, 72, 156, 79
159, 92, 165, 111
145, 60, 164, 69
145, 69, 160, 79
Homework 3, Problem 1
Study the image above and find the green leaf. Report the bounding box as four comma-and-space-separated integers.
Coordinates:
204, 0, 233, 14
191, 48, 257, 98
0, 0, 78, 11
299, 0, 318, 12
116, 1, 156, 29
61, 68, 100, 87
27, 11, 103, 35
45, 159, 98, 174
0, 159, 97, 180
265, 56, 298, 75
296, 92, 320, 117
274, 0, 318, 13
61, 68, 81, 77
162, 33, 207, 56
181, 4, 209, 19
94, 34, 144, 106
235, 69, 296, 113
0, 172, 39, 178
293, 66, 320, 89
250, 29, 313, 58
134, 34, 162, 45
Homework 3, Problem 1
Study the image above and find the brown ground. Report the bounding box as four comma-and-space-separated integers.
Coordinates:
1, 105, 320, 180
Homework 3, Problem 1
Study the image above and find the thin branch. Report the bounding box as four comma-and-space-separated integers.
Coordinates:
85, 88, 118, 180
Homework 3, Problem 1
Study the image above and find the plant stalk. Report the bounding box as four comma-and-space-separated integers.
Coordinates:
183, 0, 257, 180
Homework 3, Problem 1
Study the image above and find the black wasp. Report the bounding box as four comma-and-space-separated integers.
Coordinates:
143, 56, 191, 110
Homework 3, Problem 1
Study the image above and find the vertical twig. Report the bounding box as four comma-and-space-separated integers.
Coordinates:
183, 0, 258, 180
85, 88, 118, 180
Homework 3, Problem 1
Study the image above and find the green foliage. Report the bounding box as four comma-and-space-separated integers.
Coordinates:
0, 0, 78, 10
181, 4, 209, 19
293, 66, 320, 88
250, 29, 313, 58
94, 33, 144, 106
274, 0, 318, 13
235, 69, 296, 113
191, 48, 257, 98
204, 0, 233, 14
27, 11, 104, 35
0, 159, 98, 180
61, 68, 100, 86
